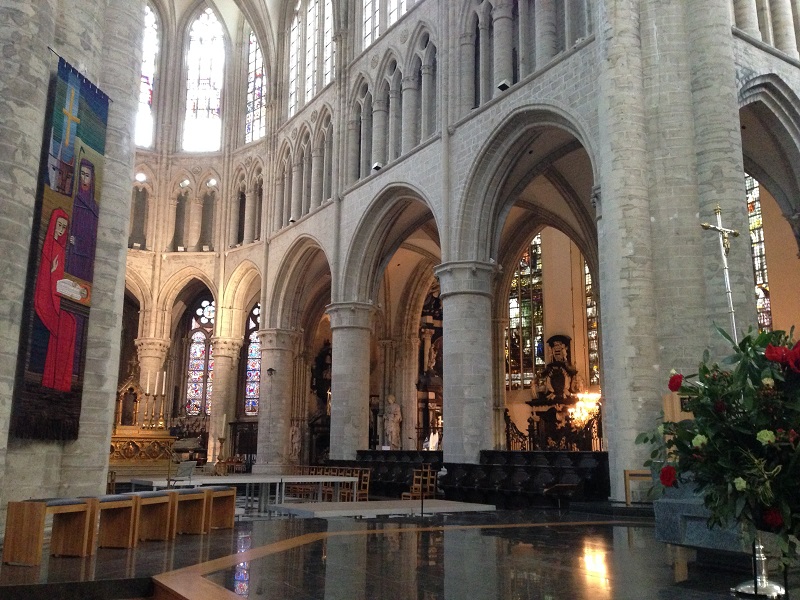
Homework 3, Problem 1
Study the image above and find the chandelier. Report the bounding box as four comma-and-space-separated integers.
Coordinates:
569, 392, 602, 429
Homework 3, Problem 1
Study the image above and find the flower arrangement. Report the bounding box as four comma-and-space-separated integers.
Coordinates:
636, 327, 800, 558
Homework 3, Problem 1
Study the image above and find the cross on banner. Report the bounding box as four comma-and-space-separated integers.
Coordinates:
701, 204, 740, 343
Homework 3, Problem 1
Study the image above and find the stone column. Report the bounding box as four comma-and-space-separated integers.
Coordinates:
478, 13, 492, 105
209, 337, 243, 460
401, 75, 420, 153
311, 145, 324, 209
388, 87, 402, 161
273, 170, 285, 231
327, 303, 373, 460
518, 0, 532, 77
371, 97, 388, 168
290, 161, 302, 222
302, 150, 312, 214
348, 117, 360, 183
459, 32, 476, 115
186, 195, 204, 250
733, 0, 760, 37
434, 262, 496, 464
492, 0, 514, 94
420, 64, 435, 139
771, 0, 799, 58
535, 0, 557, 70
243, 186, 256, 244
135, 337, 171, 426
252, 329, 297, 474
228, 189, 241, 246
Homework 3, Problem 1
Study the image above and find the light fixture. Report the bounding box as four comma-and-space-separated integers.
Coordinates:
207, 178, 217, 187
135, 172, 147, 183
497, 79, 510, 91
372, 162, 383, 171
266, 368, 276, 377
179, 179, 190, 188
569, 392, 602, 430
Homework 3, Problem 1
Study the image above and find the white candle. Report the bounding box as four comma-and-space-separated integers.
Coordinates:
162, 371, 167, 395
222, 412, 227, 424
154, 371, 159, 397
146, 371, 150, 395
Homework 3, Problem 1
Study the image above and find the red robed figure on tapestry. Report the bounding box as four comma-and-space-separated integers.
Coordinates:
34, 208, 77, 391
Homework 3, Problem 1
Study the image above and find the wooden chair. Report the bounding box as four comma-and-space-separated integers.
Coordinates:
2, 498, 94, 566
402, 469, 425, 500
356, 468, 371, 501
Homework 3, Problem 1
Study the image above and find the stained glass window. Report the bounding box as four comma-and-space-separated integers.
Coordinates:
185, 298, 215, 415
136, 4, 159, 148
585, 262, 600, 386
183, 7, 224, 152
243, 304, 261, 416
505, 234, 544, 389
288, 7, 301, 116
746, 174, 772, 332
245, 30, 266, 143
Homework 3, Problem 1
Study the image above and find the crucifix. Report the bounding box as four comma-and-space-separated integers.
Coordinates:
701, 204, 740, 343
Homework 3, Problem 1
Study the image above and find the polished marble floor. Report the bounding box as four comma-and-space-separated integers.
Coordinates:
1, 506, 797, 599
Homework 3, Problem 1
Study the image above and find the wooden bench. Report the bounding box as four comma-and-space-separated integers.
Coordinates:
202, 486, 236, 533
623, 469, 652, 506
168, 488, 207, 536
88, 494, 138, 549
128, 490, 172, 542
2, 497, 94, 566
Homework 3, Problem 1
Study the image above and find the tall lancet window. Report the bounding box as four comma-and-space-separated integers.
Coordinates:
183, 7, 225, 152
323, 0, 334, 85
746, 174, 772, 332
186, 297, 215, 415
243, 304, 261, 416
506, 234, 544, 389
136, 4, 159, 148
245, 30, 266, 143
305, 0, 319, 103
288, 5, 301, 116
363, 0, 379, 48
388, 0, 407, 26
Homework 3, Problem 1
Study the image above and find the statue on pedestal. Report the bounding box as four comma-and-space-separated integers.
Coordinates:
383, 394, 402, 450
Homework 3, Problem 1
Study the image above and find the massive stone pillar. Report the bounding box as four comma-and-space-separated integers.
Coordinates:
243, 186, 256, 244
347, 117, 360, 183
290, 161, 302, 222
420, 63, 435, 139
371, 97, 388, 168
0, 0, 57, 530
596, 0, 658, 501
434, 262, 496, 463
310, 146, 324, 209
388, 87, 402, 161
478, 12, 492, 104
252, 329, 297, 474
459, 32, 476, 115
327, 303, 373, 460
770, 0, 799, 58
186, 194, 204, 250
209, 337, 243, 460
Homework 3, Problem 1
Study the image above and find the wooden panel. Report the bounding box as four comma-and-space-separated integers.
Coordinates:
2, 502, 47, 566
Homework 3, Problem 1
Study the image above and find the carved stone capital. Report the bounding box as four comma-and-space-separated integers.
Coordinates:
135, 337, 170, 360
211, 337, 244, 358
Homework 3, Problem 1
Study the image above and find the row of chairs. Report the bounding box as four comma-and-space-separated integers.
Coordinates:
287, 466, 371, 502
401, 465, 438, 500
2, 485, 236, 567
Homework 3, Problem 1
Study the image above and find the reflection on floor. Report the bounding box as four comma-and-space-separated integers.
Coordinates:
1, 505, 796, 600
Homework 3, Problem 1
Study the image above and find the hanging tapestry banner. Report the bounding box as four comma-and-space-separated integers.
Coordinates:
11, 57, 110, 440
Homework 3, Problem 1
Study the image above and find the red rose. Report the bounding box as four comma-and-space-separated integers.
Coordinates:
788, 343, 800, 373
668, 374, 683, 392
765, 343, 789, 364
713, 400, 726, 413
660, 465, 677, 487
762, 507, 784, 530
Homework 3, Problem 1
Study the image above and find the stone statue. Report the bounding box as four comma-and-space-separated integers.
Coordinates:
290, 424, 301, 460
383, 394, 402, 450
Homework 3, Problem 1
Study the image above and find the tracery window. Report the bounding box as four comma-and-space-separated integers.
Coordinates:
585, 262, 600, 387
182, 7, 225, 152
288, 0, 335, 117
243, 304, 261, 416
746, 174, 772, 332
245, 30, 266, 143
135, 4, 159, 148
185, 297, 215, 415
505, 234, 544, 389
363, 0, 410, 49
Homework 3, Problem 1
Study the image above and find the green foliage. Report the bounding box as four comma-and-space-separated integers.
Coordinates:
638, 327, 800, 560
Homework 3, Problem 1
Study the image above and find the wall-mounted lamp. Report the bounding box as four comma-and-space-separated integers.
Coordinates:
207, 178, 217, 187
266, 368, 276, 377
179, 179, 190, 188
135, 172, 147, 183
372, 162, 383, 171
